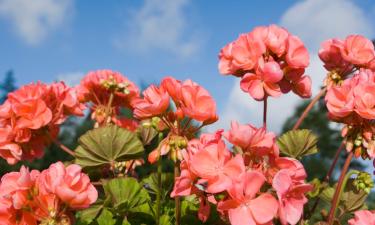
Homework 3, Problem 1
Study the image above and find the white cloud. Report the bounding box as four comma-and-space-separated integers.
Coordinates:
0, 0, 72, 45
56, 71, 84, 86
280, 0, 374, 51
114, 0, 202, 58
216, 0, 375, 134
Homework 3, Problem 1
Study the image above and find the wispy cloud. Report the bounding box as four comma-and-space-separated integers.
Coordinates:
56, 71, 84, 86
0, 0, 73, 45
214, 0, 375, 134
114, 0, 202, 58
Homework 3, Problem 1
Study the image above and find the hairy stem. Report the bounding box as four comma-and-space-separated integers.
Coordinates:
327, 151, 353, 224
293, 87, 327, 130
156, 133, 163, 225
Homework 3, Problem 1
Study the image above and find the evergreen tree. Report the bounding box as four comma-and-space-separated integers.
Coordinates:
0, 70, 16, 103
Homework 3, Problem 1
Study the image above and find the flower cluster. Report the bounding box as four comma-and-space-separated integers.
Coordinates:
348, 210, 375, 225
0, 162, 97, 224
218, 24, 311, 101
132, 76, 218, 163
77, 69, 140, 127
0, 82, 85, 164
325, 68, 375, 159
319, 35, 375, 86
172, 121, 312, 225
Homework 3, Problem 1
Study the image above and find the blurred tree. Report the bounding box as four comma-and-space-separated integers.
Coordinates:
0, 70, 17, 103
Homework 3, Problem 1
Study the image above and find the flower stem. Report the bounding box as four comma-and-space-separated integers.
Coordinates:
325, 142, 344, 182
327, 151, 353, 224
53, 139, 75, 157
308, 142, 344, 217
263, 96, 268, 130
293, 87, 327, 130
174, 161, 181, 225
156, 133, 163, 225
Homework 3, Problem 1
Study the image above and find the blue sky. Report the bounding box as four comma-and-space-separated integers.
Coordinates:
0, 0, 375, 133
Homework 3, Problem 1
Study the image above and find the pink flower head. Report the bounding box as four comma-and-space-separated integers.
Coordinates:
218, 41, 238, 75
353, 83, 375, 120
189, 140, 245, 193
8, 83, 52, 130
272, 169, 312, 225
180, 80, 218, 123
341, 35, 375, 66
77, 69, 140, 108
47, 81, 85, 125
218, 171, 279, 225
325, 82, 355, 121
286, 35, 309, 69
161, 76, 182, 103
348, 210, 375, 225
224, 121, 278, 157
132, 85, 170, 119
319, 38, 352, 73
38, 162, 98, 209
230, 33, 265, 73
240, 60, 283, 101
265, 24, 289, 57
0, 166, 39, 210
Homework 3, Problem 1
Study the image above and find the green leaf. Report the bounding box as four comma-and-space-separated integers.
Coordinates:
341, 178, 368, 212
320, 186, 335, 203
277, 129, 319, 159
96, 208, 117, 225
138, 125, 158, 146
103, 177, 151, 213
75, 124, 144, 168
141, 173, 174, 199
160, 214, 172, 225
75, 201, 104, 224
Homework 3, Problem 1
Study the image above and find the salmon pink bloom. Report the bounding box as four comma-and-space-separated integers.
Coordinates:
230, 33, 265, 73
353, 83, 375, 120
325, 82, 355, 121
319, 38, 352, 74
77, 69, 140, 108
265, 24, 289, 57
273, 169, 312, 225
180, 80, 218, 123
0, 166, 39, 209
38, 162, 98, 209
218, 41, 237, 75
224, 121, 278, 157
161, 76, 182, 102
132, 85, 170, 119
348, 210, 375, 225
218, 171, 278, 225
189, 140, 245, 193
291, 75, 312, 98
286, 35, 309, 69
341, 35, 375, 66
171, 159, 197, 197
240, 60, 283, 100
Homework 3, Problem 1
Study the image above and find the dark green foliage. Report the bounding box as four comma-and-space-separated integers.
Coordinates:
0, 70, 16, 103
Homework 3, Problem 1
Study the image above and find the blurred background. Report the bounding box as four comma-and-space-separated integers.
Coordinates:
0, 0, 374, 199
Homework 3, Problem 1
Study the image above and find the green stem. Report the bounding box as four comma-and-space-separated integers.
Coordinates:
327, 152, 354, 224
156, 133, 163, 225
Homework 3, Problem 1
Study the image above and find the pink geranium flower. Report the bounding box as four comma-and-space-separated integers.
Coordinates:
240, 60, 283, 100
341, 35, 375, 66
348, 210, 375, 225
218, 171, 279, 225
180, 80, 218, 123
189, 140, 245, 193
38, 162, 98, 209
132, 84, 170, 119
